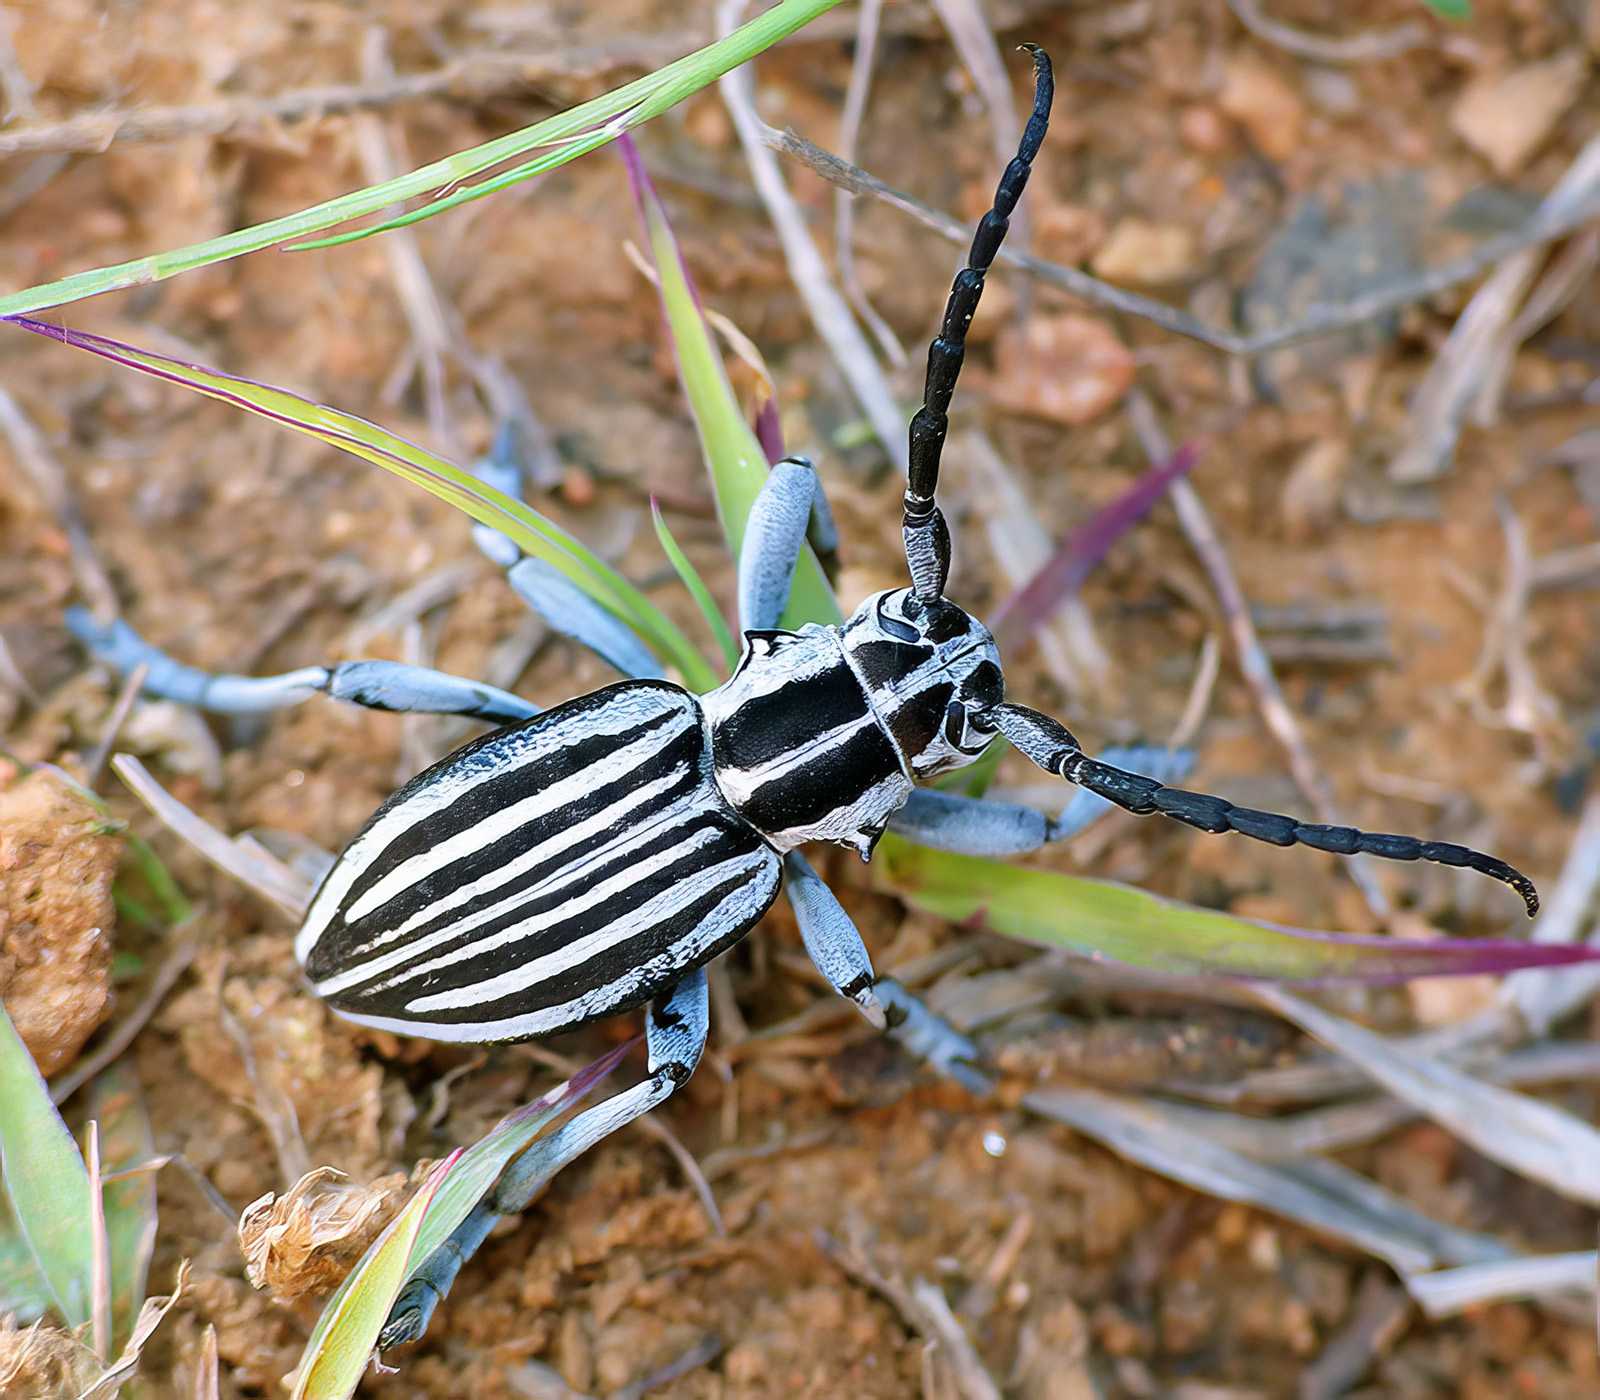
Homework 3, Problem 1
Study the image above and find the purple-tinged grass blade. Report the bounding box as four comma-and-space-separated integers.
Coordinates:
7, 315, 715, 692
989, 442, 1201, 650
875, 836, 1598, 984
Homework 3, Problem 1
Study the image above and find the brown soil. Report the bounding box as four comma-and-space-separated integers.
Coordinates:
1, 1, 1597, 1397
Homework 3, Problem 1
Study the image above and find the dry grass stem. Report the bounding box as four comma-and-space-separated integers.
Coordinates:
1254, 984, 1600, 1208
49, 939, 199, 1106
1128, 389, 1391, 919
833, 0, 906, 369
111, 755, 313, 918
1406, 1252, 1597, 1319
1390, 134, 1600, 483
1226, 0, 1427, 64
718, 0, 907, 473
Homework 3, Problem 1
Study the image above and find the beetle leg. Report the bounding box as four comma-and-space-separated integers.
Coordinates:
738, 455, 833, 633
64, 610, 541, 722
784, 850, 885, 1027
379, 970, 709, 1349
886, 745, 1196, 854
783, 851, 988, 1093
505, 556, 665, 681
465, 431, 666, 681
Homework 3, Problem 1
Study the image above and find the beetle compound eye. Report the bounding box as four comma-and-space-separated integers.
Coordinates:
963, 660, 1004, 712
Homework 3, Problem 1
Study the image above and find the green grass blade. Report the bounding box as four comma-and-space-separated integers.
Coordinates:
0, 1002, 93, 1326
0, 1196, 50, 1325
621, 138, 840, 630
0, 0, 843, 317
291, 1154, 456, 1400
402, 1040, 633, 1273
89, 1061, 158, 1347
8, 317, 718, 692
651, 499, 740, 675
875, 836, 1597, 982
291, 1043, 630, 1399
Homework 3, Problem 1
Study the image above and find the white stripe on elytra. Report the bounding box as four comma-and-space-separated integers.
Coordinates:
322, 871, 773, 1042
401, 844, 770, 1013
338, 707, 694, 928
312, 762, 697, 984
296, 689, 693, 963
314, 807, 722, 1000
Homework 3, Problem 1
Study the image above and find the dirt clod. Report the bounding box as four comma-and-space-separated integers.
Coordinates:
0, 769, 118, 1075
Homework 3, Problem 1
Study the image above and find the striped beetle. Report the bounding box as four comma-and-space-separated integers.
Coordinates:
72, 47, 1539, 1346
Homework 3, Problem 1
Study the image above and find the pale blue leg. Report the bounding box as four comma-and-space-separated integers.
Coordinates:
381, 970, 709, 1349
505, 557, 665, 682
887, 744, 1196, 853
784, 851, 885, 1027
65, 611, 540, 723
468, 422, 526, 569
783, 852, 987, 1092
739, 456, 836, 632
465, 428, 665, 681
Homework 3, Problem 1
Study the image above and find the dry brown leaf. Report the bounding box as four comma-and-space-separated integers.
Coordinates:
1450, 51, 1587, 178
0, 1318, 98, 1399
238, 1166, 409, 1305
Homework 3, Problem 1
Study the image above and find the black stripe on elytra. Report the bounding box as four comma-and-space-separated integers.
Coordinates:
334, 717, 704, 945
736, 720, 902, 833
335, 684, 691, 917
712, 655, 869, 773
328, 809, 775, 1025
315, 748, 709, 982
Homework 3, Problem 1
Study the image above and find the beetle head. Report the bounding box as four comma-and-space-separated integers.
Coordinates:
840, 589, 1003, 778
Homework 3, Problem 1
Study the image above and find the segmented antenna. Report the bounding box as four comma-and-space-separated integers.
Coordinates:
991, 702, 1541, 916
904, 45, 1054, 602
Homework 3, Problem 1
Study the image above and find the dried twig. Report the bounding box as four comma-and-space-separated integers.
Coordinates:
1226, 0, 1426, 65
50, 940, 199, 1106
764, 128, 1600, 359
1390, 135, 1600, 483
1297, 1273, 1412, 1400
833, 0, 906, 368
717, 0, 908, 473
1127, 389, 1391, 919
0, 384, 119, 621
0, 40, 691, 156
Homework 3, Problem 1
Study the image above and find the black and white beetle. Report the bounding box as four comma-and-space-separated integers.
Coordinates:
71, 48, 1539, 1346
